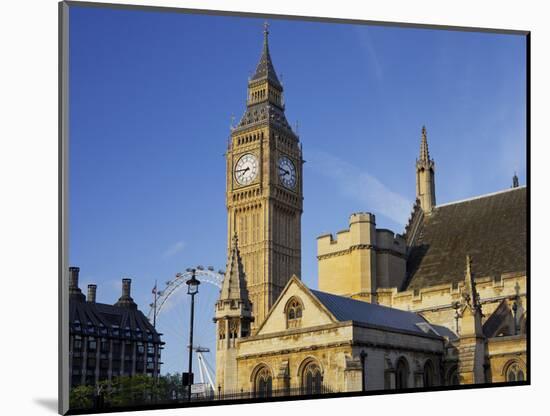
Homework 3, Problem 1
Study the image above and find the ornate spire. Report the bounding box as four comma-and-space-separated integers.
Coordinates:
250, 21, 282, 88
263, 21, 269, 51
419, 125, 430, 162
219, 233, 250, 301
415, 125, 436, 213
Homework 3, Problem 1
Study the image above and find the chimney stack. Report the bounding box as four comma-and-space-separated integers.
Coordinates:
115, 278, 137, 309
69, 266, 85, 302
69, 266, 80, 290
122, 278, 131, 298
87, 284, 97, 303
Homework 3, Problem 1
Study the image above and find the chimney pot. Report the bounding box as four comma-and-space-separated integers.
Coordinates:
69, 266, 80, 289
87, 284, 97, 303
122, 278, 132, 298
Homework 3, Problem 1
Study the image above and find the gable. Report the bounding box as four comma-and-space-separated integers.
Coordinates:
255, 279, 336, 336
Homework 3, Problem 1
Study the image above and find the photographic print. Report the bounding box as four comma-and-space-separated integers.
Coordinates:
60, 2, 528, 414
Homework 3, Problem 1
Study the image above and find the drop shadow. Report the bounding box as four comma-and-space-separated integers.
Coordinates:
34, 398, 58, 413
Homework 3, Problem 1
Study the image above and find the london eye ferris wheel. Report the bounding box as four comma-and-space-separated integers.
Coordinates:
147, 266, 224, 390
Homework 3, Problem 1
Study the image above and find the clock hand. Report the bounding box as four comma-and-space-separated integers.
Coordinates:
235, 167, 250, 173
278, 167, 290, 175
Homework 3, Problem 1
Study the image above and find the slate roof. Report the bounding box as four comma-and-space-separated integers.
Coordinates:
405, 186, 527, 291
250, 29, 282, 88
310, 289, 443, 337
69, 299, 163, 344
234, 102, 293, 133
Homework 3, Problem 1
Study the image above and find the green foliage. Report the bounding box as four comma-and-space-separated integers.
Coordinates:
69, 385, 94, 409
103, 374, 163, 406
70, 373, 188, 410
159, 372, 185, 401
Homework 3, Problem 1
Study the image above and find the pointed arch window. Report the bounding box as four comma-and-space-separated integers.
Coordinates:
395, 358, 409, 389
423, 360, 435, 387
254, 366, 272, 398
229, 319, 238, 347
285, 297, 303, 328
447, 365, 459, 386
506, 362, 525, 382
301, 361, 322, 395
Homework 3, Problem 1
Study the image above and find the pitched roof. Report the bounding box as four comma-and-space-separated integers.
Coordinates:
69, 299, 163, 343
310, 289, 442, 337
219, 233, 250, 301
405, 186, 527, 291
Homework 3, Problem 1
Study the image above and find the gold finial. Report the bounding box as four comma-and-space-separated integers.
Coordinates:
263, 21, 270, 37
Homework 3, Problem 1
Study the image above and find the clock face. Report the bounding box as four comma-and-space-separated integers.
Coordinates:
278, 156, 296, 189
234, 153, 259, 186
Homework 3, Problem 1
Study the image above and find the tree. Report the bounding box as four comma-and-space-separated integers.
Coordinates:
69, 385, 94, 409
105, 374, 165, 406
159, 372, 184, 401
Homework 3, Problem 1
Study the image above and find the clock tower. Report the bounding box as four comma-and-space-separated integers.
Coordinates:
224, 23, 303, 331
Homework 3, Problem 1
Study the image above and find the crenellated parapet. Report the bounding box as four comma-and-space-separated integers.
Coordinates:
317, 212, 407, 301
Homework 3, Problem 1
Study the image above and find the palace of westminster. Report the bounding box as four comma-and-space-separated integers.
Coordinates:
213, 24, 527, 396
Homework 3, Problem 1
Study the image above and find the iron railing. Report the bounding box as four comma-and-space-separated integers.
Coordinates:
195, 384, 337, 402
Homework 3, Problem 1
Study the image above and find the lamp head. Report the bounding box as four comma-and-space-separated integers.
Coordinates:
186, 269, 200, 295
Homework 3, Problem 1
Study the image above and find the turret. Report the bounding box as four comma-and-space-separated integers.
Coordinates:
317, 213, 406, 302
214, 233, 253, 393
416, 126, 436, 213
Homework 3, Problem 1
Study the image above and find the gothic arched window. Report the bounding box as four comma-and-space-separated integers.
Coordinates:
505, 362, 525, 382
447, 366, 459, 386
423, 360, 435, 387
254, 366, 273, 398
285, 297, 303, 329
395, 358, 409, 389
301, 361, 322, 395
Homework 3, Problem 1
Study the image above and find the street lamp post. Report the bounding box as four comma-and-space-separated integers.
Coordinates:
186, 268, 201, 402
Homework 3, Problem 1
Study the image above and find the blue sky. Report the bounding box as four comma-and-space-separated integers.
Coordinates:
69, 5, 526, 375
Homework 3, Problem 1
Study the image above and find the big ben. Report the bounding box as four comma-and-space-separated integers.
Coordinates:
224, 23, 303, 331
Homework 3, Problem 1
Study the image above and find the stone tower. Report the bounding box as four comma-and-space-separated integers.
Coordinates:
458, 255, 487, 384
214, 233, 253, 392
416, 126, 436, 213
224, 23, 303, 330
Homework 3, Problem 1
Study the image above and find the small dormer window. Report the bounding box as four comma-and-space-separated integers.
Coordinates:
285, 297, 303, 329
